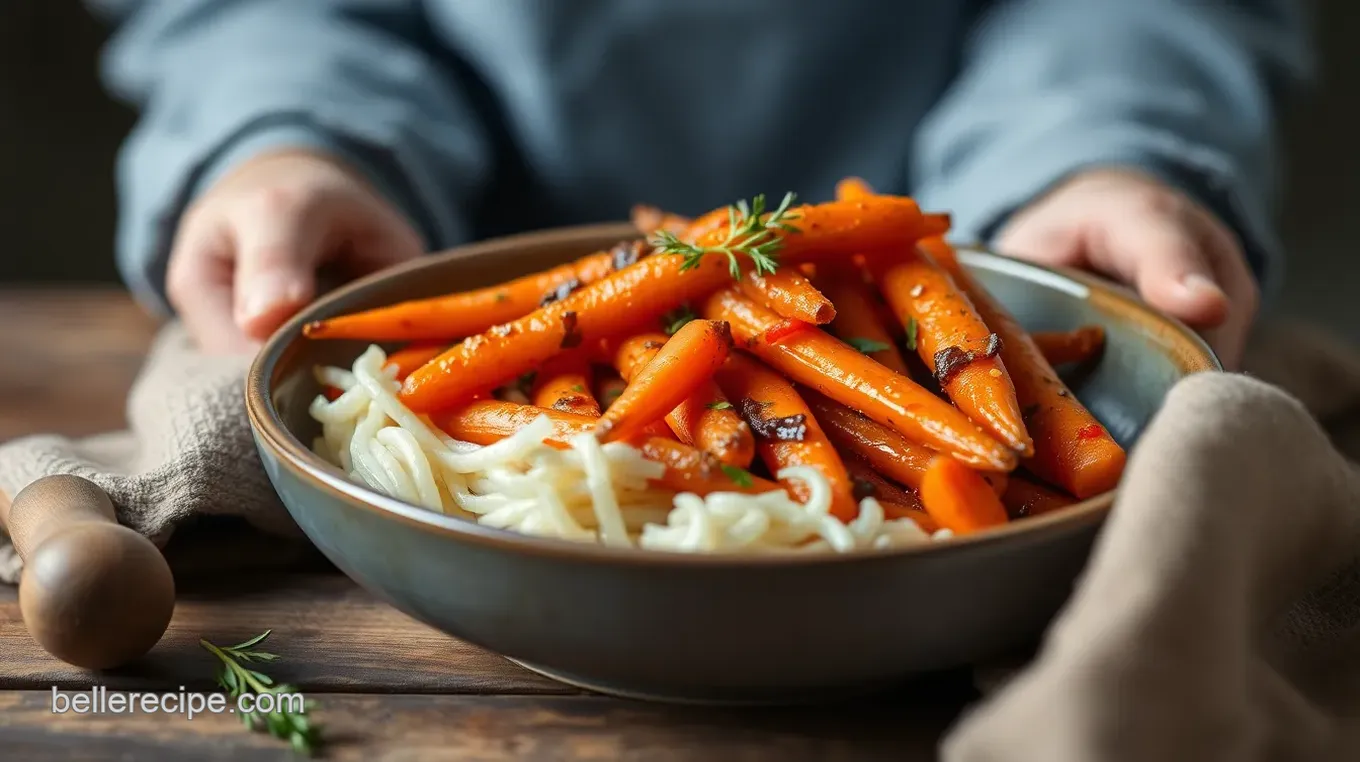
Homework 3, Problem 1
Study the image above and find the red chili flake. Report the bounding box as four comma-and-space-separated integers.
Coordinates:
763, 319, 812, 344
323, 386, 344, 402
1077, 424, 1105, 440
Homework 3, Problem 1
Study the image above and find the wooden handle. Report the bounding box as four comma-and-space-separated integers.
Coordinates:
0, 475, 174, 670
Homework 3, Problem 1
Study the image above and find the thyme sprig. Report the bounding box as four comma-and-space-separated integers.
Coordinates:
649, 192, 800, 280
201, 630, 320, 755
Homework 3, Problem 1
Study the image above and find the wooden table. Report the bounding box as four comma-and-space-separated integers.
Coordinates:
0, 290, 976, 760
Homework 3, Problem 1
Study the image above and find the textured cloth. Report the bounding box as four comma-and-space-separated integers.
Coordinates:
2, 320, 1360, 761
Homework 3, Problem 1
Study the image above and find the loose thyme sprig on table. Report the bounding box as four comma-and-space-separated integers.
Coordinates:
201, 630, 321, 755
649, 192, 801, 280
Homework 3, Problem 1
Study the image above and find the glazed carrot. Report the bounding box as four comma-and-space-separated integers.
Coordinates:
384, 343, 449, 381
1002, 476, 1077, 520
876, 248, 1033, 457
433, 401, 778, 496
631, 205, 691, 236
922, 238, 1126, 498
400, 195, 944, 412
804, 389, 933, 490
701, 288, 1016, 472
835, 176, 876, 201
302, 240, 642, 342
737, 269, 836, 324
843, 456, 920, 509
596, 320, 733, 443
713, 353, 858, 522
531, 354, 600, 416
879, 502, 941, 534
1031, 326, 1106, 366
612, 333, 755, 468
919, 456, 1010, 535
818, 272, 911, 375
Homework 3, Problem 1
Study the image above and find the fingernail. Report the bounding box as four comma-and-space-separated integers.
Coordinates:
1180, 273, 1225, 300
238, 273, 307, 321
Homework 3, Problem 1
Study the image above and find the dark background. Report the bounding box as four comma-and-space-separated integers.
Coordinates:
2, 1, 1356, 341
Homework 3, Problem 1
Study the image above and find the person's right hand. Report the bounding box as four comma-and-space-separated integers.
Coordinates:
167, 149, 425, 353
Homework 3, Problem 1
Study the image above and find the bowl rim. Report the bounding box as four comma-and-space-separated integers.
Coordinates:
245, 222, 1220, 568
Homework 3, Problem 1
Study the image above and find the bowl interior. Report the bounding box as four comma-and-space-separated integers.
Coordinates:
255, 223, 1219, 554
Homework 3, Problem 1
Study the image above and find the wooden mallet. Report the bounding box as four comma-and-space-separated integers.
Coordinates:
0, 475, 174, 669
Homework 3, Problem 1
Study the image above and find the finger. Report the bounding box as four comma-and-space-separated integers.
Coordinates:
992, 206, 1086, 269
339, 205, 426, 277
230, 193, 328, 340
1092, 214, 1229, 329
165, 213, 258, 354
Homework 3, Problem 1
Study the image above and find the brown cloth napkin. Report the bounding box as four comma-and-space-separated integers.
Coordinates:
2, 319, 1359, 760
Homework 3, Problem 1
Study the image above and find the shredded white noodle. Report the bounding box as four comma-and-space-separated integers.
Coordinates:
307, 345, 946, 554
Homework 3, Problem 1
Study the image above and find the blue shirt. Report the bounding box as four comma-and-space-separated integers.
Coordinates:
90, 0, 1312, 313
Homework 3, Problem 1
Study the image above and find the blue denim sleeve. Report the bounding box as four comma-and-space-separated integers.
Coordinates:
911, 0, 1314, 301
92, 0, 491, 314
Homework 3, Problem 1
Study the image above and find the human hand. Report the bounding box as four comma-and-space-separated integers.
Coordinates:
994, 169, 1257, 369
166, 149, 424, 353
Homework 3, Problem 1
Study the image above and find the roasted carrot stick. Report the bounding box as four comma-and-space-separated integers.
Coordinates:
303, 241, 642, 342
701, 288, 1016, 472
432, 401, 779, 496
713, 353, 858, 521
384, 343, 450, 380
596, 320, 733, 443
631, 205, 691, 236
818, 272, 911, 375
612, 333, 755, 468
531, 354, 600, 416
401, 196, 944, 412
876, 248, 1032, 457
922, 238, 1126, 498
843, 456, 920, 509
804, 389, 934, 490
1001, 476, 1078, 520
1031, 326, 1106, 366
835, 176, 877, 201
737, 269, 836, 325
920, 456, 1010, 535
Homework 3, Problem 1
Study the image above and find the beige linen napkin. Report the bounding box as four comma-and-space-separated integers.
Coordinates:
1, 319, 1358, 760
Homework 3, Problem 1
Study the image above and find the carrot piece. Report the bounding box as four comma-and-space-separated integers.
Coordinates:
1031, 326, 1106, 366
531, 354, 600, 416
713, 353, 858, 521
702, 288, 1017, 472
400, 196, 943, 413
1001, 475, 1078, 520
835, 176, 877, 201
919, 456, 1010, 535
631, 205, 692, 237
878, 502, 941, 534
818, 272, 911, 375
596, 320, 733, 443
384, 343, 449, 381
737, 269, 836, 325
922, 238, 1127, 498
612, 333, 755, 468
804, 389, 933, 490
432, 401, 778, 496
302, 241, 640, 342
843, 456, 920, 509
876, 247, 1033, 457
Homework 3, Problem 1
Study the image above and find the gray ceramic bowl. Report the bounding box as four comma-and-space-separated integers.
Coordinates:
246, 223, 1218, 704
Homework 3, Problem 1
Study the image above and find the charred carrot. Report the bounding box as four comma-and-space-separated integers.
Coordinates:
922, 238, 1126, 498
737, 269, 836, 325
804, 389, 934, 490
400, 194, 943, 412
920, 456, 1010, 535
713, 353, 858, 521
631, 205, 691, 237
876, 247, 1032, 457
432, 401, 777, 496
1031, 326, 1106, 366
843, 455, 921, 509
596, 320, 733, 443
1001, 476, 1077, 520
303, 241, 643, 342
818, 272, 911, 375
612, 333, 755, 468
531, 354, 600, 416
701, 288, 1016, 472
384, 343, 449, 381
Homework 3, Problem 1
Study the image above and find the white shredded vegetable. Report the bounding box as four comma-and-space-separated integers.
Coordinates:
306, 345, 948, 554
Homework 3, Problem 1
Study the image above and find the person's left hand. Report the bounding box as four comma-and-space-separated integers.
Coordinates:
994, 168, 1257, 369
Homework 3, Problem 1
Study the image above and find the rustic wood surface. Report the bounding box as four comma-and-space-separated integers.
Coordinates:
0, 290, 974, 760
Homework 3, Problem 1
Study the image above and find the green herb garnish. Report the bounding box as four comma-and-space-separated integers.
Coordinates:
649, 192, 800, 280
201, 631, 319, 755
846, 337, 892, 354
904, 318, 919, 351
570, 384, 587, 393
706, 400, 733, 411
661, 305, 698, 335
719, 464, 754, 488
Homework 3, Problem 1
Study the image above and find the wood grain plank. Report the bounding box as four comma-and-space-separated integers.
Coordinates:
0, 572, 572, 696
0, 688, 969, 761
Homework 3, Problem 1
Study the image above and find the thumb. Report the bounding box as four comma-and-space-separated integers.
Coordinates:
1096, 216, 1230, 329
231, 203, 327, 341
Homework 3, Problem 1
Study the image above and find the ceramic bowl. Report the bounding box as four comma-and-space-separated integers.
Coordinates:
246, 223, 1218, 704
